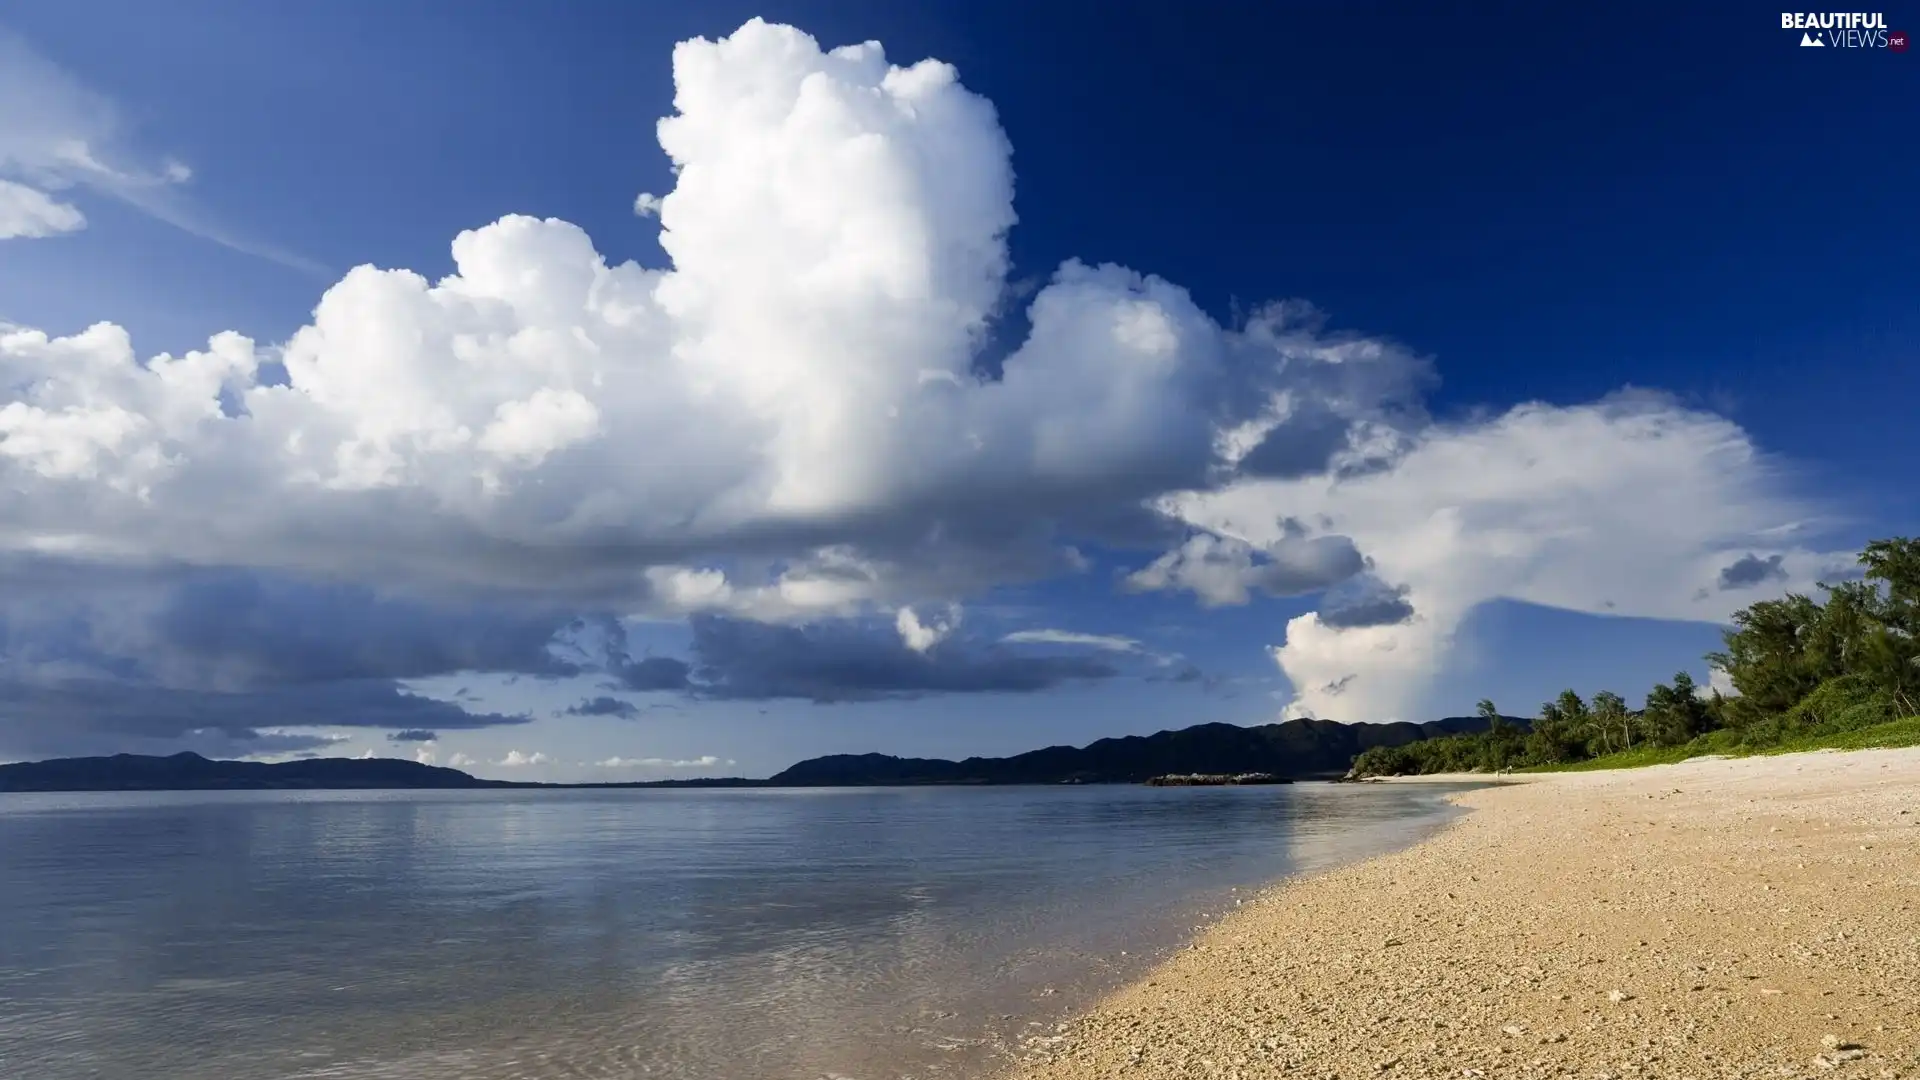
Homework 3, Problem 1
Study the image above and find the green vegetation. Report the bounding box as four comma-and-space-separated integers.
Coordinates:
1528, 743, 1704, 773
1349, 537, 1920, 778
1529, 716, 1920, 773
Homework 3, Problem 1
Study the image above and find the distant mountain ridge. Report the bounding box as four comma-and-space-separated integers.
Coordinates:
767, 716, 1512, 785
0, 715, 1515, 792
0, 751, 517, 792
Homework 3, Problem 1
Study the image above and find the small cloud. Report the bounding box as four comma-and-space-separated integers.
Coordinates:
496, 749, 549, 767
595, 754, 732, 769
0, 179, 86, 239
565, 696, 641, 719
633, 191, 663, 217
1717, 552, 1787, 591
413, 746, 438, 766
387, 729, 438, 743
1316, 576, 1416, 630
356, 748, 376, 760
252, 728, 353, 752
1000, 628, 1142, 653
896, 605, 961, 653
1004, 627, 1196, 674
447, 752, 477, 769
1124, 533, 1364, 607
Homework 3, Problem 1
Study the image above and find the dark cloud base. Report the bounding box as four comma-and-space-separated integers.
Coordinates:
1718, 552, 1788, 591
565, 696, 643, 719
1318, 576, 1417, 629
679, 615, 1117, 703
0, 678, 526, 762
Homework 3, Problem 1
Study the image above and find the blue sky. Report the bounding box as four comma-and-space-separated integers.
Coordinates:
0, 1, 1912, 779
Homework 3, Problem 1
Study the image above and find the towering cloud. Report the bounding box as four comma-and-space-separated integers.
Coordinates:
0, 19, 1843, 757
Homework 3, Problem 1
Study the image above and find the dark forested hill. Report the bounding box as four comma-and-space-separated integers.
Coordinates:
767, 715, 1511, 785
0, 751, 519, 792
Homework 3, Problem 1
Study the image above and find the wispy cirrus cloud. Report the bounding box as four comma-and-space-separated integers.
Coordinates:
0, 26, 324, 273
1000, 628, 1143, 652
592, 755, 732, 769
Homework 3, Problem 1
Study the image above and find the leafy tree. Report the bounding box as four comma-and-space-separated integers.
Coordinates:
1543, 689, 1605, 754
1861, 537, 1920, 633
1590, 690, 1631, 750
1522, 717, 1583, 765
1344, 536, 1920, 779
1642, 672, 1713, 745
1708, 593, 1828, 727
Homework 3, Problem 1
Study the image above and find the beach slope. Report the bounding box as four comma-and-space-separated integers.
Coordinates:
1004, 749, 1919, 1078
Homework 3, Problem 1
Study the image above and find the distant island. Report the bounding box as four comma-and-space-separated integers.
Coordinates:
0, 715, 1511, 793
0, 752, 767, 793
0, 752, 520, 793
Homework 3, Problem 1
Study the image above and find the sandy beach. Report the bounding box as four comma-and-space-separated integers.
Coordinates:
1002, 748, 1920, 1079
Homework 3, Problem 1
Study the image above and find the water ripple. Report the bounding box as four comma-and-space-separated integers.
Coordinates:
0, 784, 1466, 1079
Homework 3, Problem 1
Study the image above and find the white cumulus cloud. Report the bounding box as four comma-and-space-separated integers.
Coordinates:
0, 17, 1841, 745
496, 749, 549, 767
0, 19, 1236, 610
1157, 394, 1850, 722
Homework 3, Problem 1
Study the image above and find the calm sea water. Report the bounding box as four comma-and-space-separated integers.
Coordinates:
0, 783, 1465, 1080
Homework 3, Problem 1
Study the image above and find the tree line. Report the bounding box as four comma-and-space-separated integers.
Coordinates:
1349, 537, 1920, 777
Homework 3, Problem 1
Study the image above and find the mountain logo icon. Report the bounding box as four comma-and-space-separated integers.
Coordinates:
1800, 31, 1825, 46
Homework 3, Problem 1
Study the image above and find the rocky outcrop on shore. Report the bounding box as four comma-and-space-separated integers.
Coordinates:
1143, 773, 1289, 786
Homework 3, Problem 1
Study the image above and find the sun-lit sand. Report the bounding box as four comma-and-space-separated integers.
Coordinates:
1000, 748, 1920, 1079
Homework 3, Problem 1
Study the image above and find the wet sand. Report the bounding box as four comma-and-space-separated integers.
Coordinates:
1000, 748, 1920, 1079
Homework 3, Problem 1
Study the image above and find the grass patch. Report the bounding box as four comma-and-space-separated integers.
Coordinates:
1523, 744, 1701, 773
1521, 716, 1920, 773
1756, 715, 1920, 755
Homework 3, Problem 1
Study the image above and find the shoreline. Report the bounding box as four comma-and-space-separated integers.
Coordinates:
996, 747, 1920, 1078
